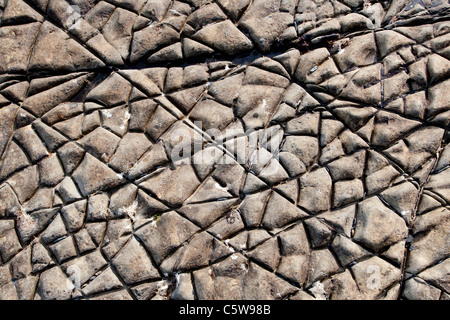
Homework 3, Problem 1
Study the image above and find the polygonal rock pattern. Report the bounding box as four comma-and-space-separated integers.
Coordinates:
0, 0, 449, 301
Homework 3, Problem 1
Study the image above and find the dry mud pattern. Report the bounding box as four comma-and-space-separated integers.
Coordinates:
0, 0, 449, 300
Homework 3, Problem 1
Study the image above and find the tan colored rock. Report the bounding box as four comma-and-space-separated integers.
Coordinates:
0, 23, 41, 73
354, 197, 408, 252
112, 237, 160, 285
192, 20, 253, 56
72, 154, 125, 196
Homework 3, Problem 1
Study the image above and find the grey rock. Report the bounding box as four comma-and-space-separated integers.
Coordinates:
135, 211, 200, 264
79, 127, 121, 162
73, 153, 125, 196
130, 282, 160, 300
327, 150, 365, 180
53, 114, 84, 140
102, 8, 137, 60
381, 240, 406, 266
112, 237, 160, 285
88, 290, 133, 300
299, 168, 332, 214
81, 267, 122, 297
428, 54, 450, 84
15, 276, 38, 300
320, 118, 345, 147
15, 208, 59, 244
29, 21, 104, 72
351, 256, 402, 300
382, 71, 410, 102
190, 99, 234, 132
0, 23, 41, 73
140, 164, 200, 206
0, 141, 29, 181
216, 0, 250, 22
304, 218, 333, 248
0, 0, 448, 300
182, 38, 215, 58
128, 141, 169, 179
186, 3, 227, 31
402, 277, 441, 300
85, 222, 107, 246
41, 102, 84, 125
406, 218, 450, 274
49, 236, 77, 263
160, 231, 230, 273
376, 30, 415, 58
57, 142, 85, 175
62, 250, 107, 287
282, 136, 319, 168
7, 165, 39, 203
86, 34, 125, 66
384, 126, 445, 174
380, 182, 418, 224
239, 190, 271, 227
36, 266, 74, 300
128, 99, 157, 132
286, 112, 320, 135
185, 176, 232, 203
61, 200, 86, 233
243, 261, 298, 299
192, 20, 254, 56
131, 23, 180, 63
208, 209, 244, 239
144, 106, 178, 141
0, 282, 18, 300
109, 183, 138, 217
172, 273, 195, 300
81, 111, 101, 134
322, 269, 360, 300
277, 224, 310, 286
14, 125, 48, 162
101, 218, 132, 259
147, 42, 183, 63
248, 237, 280, 271
332, 179, 364, 208
262, 191, 308, 230
23, 187, 54, 213
418, 258, 450, 293
306, 249, 340, 287
295, 48, 339, 85
354, 197, 408, 252
0, 220, 22, 263
365, 165, 400, 195
86, 193, 110, 221
372, 111, 419, 146
56, 177, 83, 203
87, 73, 132, 107
109, 133, 152, 173
208, 73, 243, 106
33, 119, 69, 152
331, 234, 371, 266
318, 205, 355, 237
31, 242, 54, 272
73, 229, 96, 253
38, 154, 65, 187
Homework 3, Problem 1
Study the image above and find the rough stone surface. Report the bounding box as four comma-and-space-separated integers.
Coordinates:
0, 0, 449, 301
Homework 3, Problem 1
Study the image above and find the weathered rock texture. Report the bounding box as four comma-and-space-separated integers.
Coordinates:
0, 0, 449, 300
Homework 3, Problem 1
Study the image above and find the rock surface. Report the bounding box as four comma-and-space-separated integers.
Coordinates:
0, 0, 449, 301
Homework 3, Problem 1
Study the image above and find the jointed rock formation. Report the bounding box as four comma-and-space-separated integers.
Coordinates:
0, 0, 449, 300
